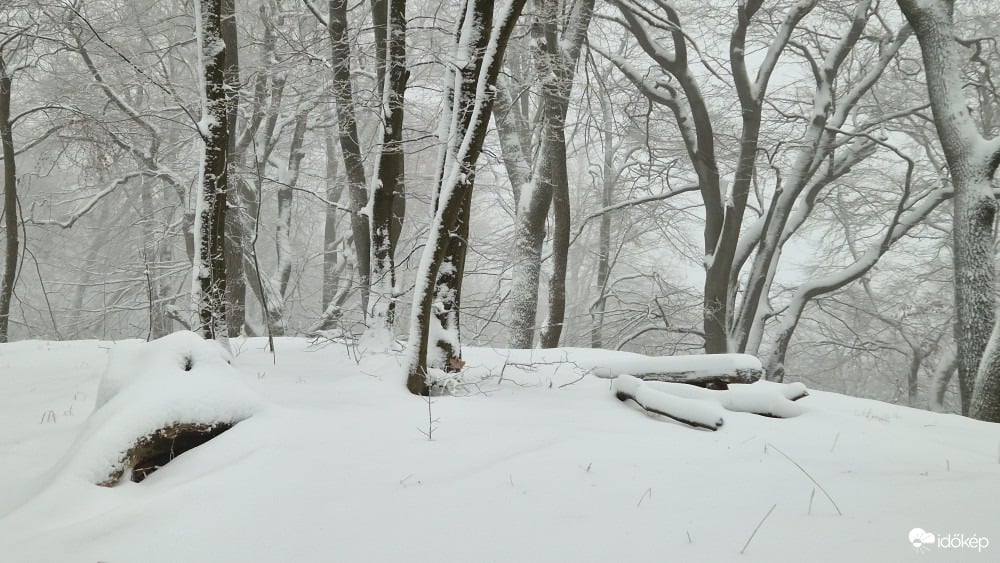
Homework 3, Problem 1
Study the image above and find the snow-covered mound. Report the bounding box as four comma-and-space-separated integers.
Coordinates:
2, 332, 260, 504
0, 338, 997, 562
95, 330, 235, 408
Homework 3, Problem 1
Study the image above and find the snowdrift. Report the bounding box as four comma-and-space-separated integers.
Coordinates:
0, 337, 998, 563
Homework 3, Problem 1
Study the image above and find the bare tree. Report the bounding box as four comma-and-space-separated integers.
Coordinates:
896, 0, 1000, 420
192, 0, 234, 340
501, 0, 594, 349
368, 0, 407, 331
0, 47, 16, 343
406, 0, 527, 394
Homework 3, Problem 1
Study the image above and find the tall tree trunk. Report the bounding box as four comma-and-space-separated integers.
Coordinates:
320, 119, 346, 328
136, 179, 171, 338
368, 0, 407, 331
192, 0, 233, 340
0, 53, 17, 343
591, 90, 614, 349
507, 0, 594, 349
220, 0, 245, 337
328, 0, 370, 317
264, 110, 308, 336
406, 0, 527, 394
898, 0, 1000, 418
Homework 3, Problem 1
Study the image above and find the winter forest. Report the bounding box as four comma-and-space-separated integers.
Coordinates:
4, 0, 1000, 413
1, 0, 1000, 560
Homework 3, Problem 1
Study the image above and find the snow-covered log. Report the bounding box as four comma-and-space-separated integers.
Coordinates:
644, 380, 809, 418
69, 331, 259, 486
613, 375, 725, 431
592, 353, 763, 389
98, 421, 235, 486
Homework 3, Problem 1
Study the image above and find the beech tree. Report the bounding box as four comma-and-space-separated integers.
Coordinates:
406, 0, 527, 394
192, 0, 234, 340
368, 0, 408, 332
500, 0, 594, 349
0, 43, 16, 343
601, 0, 926, 363
897, 0, 1000, 420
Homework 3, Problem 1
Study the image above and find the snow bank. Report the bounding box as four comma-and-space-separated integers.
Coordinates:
96, 331, 234, 408
63, 331, 260, 485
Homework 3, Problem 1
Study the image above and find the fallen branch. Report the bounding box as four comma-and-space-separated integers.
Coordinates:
614, 375, 725, 431
593, 353, 763, 389
644, 380, 809, 418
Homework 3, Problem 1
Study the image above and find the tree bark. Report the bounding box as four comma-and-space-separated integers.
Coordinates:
368, 0, 407, 330
220, 0, 245, 337
406, 0, 527, 394
327, 0, 371, 317
591, 87, 614, 349
320, 117, 347, 328
0, 53, 17, 343
192, 0, 233, 340
507, 0, 594, 349
898, 0, 1000, 418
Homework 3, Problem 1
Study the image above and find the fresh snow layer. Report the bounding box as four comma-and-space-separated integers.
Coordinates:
614, 374, 726, 429
590, 352, 762, 378
1, 338, 998, 562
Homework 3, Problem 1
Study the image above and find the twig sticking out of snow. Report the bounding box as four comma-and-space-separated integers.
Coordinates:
740, 503, 777, 555
613, 375, 725, 431
767, 442, 842, 516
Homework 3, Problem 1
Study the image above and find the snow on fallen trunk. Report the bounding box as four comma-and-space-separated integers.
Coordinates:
592, 353, 763, 389
644, 380, 809, 418
613, 374, 725, 431
63, 331, 261, 486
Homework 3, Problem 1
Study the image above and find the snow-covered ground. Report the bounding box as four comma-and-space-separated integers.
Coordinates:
1, 337, 998, 562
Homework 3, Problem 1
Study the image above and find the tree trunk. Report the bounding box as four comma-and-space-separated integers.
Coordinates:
406, 0, 527, 394
321, 118, 346, 328
898, 0, 1000, 417
264, 110, 308, 336
507, 0, 594, 349
220, 0, 245, 337
929, 344, 957, 412
192, 0, 233, 340
0, 53, 17, 343
433, 187, 473, 366
591, 89, 614, 349
328, 0, 371, 317
369, 0, 407, 330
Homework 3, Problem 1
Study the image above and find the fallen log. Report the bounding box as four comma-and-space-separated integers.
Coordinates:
592, 353, 763, 389
614, 375, 725, 431
98, 421, 237, 487
645, 380, 809, 418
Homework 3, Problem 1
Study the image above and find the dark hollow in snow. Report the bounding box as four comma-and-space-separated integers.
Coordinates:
97, 422, 235, 486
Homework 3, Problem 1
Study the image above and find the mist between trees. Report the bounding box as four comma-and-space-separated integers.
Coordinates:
1, 0, 998, 416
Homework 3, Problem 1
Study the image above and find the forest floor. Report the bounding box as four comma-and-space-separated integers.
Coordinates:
0, 337, 998, 562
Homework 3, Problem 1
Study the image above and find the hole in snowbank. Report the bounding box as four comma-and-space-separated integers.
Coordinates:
182, 355, 193, 371
98, 421, 236, 486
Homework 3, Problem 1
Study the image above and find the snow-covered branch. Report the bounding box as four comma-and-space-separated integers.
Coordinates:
27, 173, 145, 229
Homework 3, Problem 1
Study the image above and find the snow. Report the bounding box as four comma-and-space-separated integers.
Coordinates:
614, 374, 726, 429
590, 352, 761, 378
1, 337, 999, 562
